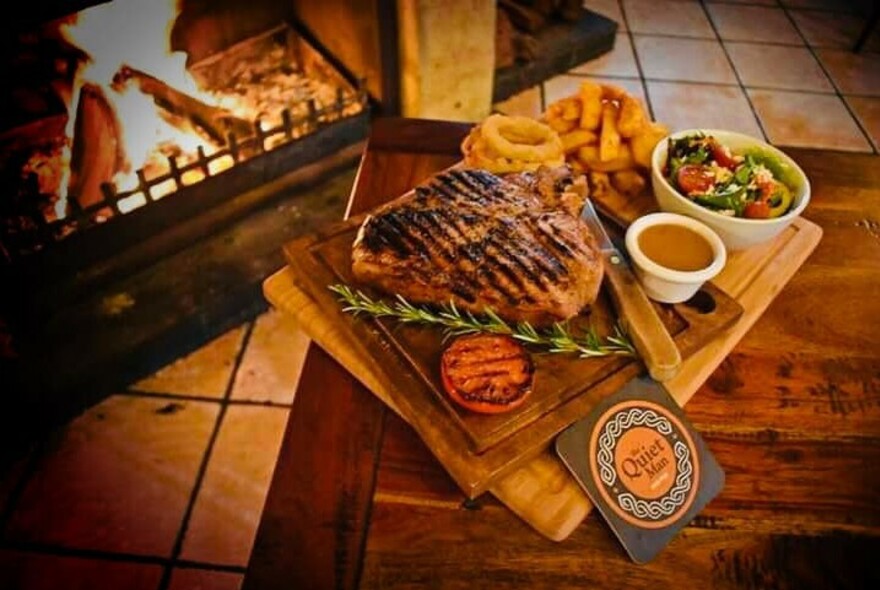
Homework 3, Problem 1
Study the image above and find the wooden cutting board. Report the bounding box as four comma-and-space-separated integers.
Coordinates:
264, 214, 821, 541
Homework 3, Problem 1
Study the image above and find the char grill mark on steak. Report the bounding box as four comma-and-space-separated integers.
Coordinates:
450, 285, 477, 303
532, 213, 580, 258
420, 207, 500, 300
397, 208, 491, 303
455, 170, 513, 205
498, 220, 567, 282
395, 208, 456, 264
437, 170, 514, 208
430, 179, 460, 205
542, 217, 591, 259
458, 239, 521, 305
465, 174, 576, 293
539, 225, 577, 259
482, 236, 534, 299
477, 265, 520, 305
440, 208, 531, 306
487, 222, 549, 292
379, 212, 431, 259
466, 169, 500, 189
486, 232, 548, 293
527, 216, 581, 263
364, 216, 410, 257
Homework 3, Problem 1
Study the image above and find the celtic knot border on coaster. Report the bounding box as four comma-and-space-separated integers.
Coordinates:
597, 408, 673, 486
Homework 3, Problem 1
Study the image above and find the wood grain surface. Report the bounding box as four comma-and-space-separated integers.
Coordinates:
244, 120, 879, 590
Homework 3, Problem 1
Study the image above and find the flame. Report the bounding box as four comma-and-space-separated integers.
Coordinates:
55, 0, 234, 218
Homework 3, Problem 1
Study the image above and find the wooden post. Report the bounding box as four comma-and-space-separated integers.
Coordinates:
396, 0, 496, 121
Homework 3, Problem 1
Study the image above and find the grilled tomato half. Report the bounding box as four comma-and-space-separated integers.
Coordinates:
440, 333, 534, 414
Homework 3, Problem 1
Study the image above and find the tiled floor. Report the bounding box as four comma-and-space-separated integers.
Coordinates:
500, 0, 880, 152
2, 1, 878, 588
0, 308, 308, 589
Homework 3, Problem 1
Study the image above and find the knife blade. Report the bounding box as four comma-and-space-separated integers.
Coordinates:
580, 198, 682, 382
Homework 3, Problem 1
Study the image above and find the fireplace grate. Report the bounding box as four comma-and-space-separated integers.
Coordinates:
1, 23, 369, 266
1, 85, 367, 262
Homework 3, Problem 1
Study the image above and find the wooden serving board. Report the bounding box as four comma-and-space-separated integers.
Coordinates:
264, 215, 821, 542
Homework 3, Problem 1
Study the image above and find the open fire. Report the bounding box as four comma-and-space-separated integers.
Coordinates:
3, 0, 366, 261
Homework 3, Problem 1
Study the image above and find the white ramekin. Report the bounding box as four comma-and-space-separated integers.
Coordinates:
625, 212, 727, 304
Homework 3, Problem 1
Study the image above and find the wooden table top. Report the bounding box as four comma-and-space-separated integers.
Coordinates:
243, 118, 880, 590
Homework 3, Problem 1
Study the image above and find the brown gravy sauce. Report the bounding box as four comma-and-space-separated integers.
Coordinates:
638, 224, 715, 272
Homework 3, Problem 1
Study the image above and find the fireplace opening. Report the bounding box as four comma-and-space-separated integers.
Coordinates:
1, 1, 368, 290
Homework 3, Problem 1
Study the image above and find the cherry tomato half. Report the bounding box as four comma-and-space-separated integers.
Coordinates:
676, 164, 715, 195
743, 200, 771, 219
710, 141, 739, 170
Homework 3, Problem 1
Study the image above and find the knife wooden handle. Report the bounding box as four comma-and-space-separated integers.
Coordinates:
602, 251, 682, 382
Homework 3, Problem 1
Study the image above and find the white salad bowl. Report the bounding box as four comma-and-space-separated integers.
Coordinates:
651, 129, 811, 251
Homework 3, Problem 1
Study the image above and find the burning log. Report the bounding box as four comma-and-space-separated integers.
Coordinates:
111, 65, 252, 146
67, 82, 128, 209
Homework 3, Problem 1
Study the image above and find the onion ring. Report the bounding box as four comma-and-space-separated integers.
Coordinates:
461, 116, 565, 174
464, 132, 563, 173
480, 114, 563, 163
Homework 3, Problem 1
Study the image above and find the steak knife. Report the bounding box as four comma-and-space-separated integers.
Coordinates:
580, 198, 682, 382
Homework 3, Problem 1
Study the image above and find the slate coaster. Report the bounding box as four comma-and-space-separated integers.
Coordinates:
555, 376, 725, 564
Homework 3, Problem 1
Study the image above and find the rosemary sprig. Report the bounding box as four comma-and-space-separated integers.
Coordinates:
329, 283, 636, 359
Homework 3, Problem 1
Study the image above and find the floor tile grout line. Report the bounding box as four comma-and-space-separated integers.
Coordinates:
617, 0, 656, 120
779, 4, 879, 155
564, 71, 854, 96
121, 388, 293, 409
776, 1, 873, 16
843, 97, 880, 153
704, 0, 869, 12
629, 30, 803, 47
0, 539, 247, 574
172, 558, 247, 574
710, 0, 873, 17
699, 0, 771, 142
157, 319, 257, 590
628, 29, 880, 54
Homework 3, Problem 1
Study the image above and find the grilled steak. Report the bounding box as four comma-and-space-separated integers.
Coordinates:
351, 166, 604, 326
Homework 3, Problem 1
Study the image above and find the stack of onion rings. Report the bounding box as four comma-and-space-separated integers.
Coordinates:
461, 114, 565, 173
